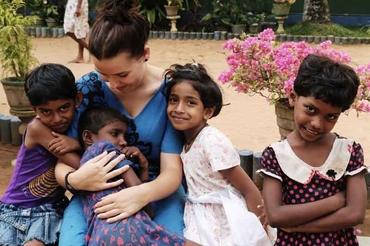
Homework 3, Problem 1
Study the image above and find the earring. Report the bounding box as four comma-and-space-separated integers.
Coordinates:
144, 58, 148, 62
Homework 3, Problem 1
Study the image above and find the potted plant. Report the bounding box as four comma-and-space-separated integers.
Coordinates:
0, 0, 38, 120
201, 0, 250, 35
246, 12, 265, 34
164, 0, 183, 16
43, 3, 59, 27
219, 29, 370, 138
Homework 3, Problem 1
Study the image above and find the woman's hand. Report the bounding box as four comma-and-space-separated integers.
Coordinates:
94, 184, 149, 223
68, 151, 129, 191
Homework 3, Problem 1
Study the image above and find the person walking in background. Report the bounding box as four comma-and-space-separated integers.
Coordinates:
63, 0, 89, 63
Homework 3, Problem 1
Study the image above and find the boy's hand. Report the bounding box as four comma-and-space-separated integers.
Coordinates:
122, 146, 148, 169
48, 132, 81, 154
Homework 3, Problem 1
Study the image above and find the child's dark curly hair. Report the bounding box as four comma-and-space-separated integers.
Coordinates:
165, 63, 223, 118
294, 54, 360, 111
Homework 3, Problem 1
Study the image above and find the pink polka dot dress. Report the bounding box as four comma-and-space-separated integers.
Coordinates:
259, 136, 367, 246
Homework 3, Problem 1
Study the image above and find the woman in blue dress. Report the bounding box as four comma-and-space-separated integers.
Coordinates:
55, 0, 185, 245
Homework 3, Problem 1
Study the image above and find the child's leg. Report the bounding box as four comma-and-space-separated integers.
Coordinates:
152, 185, 186, 236
58, 196, 86, 246
65, 32, 88, 63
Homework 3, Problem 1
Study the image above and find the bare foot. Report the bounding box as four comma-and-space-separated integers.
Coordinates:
68, 57, 85, 63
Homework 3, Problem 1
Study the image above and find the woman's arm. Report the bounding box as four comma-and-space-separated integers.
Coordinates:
94, 152, 182, 223
263, 176, 345, 228
285, 173, 367, 233
220, 166, 264, 220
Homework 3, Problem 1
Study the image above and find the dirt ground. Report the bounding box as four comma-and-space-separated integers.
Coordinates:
0, 37, 369, 234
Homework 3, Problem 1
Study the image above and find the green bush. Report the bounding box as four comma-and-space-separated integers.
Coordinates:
0, 0, 38, 79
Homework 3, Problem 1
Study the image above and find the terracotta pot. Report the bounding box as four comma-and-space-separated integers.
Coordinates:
1, 77, 35, 121
274, 99, 294, 139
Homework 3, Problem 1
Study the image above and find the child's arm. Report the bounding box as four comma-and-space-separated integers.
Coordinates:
263, 176, 345, 228
26, 119, 80, 169
219, 166, 265, 224
122, 146, 149, 182
48, 131, 81, 154
284, 173, 367, 233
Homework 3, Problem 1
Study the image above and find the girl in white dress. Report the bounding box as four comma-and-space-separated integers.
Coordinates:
63, 0, 89, 63
166, 63, 272, 246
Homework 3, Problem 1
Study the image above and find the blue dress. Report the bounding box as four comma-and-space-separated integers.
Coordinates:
59, 72, 185, 246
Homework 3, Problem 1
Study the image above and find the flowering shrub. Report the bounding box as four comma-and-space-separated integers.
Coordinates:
355, 64, 370, 112
219, 28, 370, 112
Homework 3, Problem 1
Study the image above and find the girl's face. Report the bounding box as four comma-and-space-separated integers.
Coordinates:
167, 81, 213, 137
289, 94, 342, 142
34, 98, 77, 134
91, 120, 128, 150
92, 50, 149, 93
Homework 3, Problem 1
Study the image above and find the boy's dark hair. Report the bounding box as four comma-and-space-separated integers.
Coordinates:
294, 54, 360, 111
89, 0, 149, 59
165, 63, 223, 118
25, 63, 76, 106
78, 106, 129, 145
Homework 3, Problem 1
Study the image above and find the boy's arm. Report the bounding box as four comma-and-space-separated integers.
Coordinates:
263, 176, 345, 228
26, 119, 80, 169
285, 173, 367, 233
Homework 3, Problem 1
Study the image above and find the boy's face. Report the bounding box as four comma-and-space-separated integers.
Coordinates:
289, 94, 342, 142
34, 99, 77, 133
92, 120, 128, 151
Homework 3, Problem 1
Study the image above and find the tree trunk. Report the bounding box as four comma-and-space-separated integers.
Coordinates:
302, 0, 331, 23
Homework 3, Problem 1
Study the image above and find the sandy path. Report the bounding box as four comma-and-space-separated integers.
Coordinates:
1, 37, 370, 159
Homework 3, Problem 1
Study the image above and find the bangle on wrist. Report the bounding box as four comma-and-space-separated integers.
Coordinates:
65, 171, 80, 194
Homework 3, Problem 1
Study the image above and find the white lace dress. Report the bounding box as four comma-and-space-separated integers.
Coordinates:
181, 126, 271, 246
63, 0, 89, 39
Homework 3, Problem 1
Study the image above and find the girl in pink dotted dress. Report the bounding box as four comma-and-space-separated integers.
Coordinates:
166, 63, 272, 246
258, 54, 368, 246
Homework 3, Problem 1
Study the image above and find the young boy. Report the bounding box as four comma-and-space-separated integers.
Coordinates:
0, 63, 81, 246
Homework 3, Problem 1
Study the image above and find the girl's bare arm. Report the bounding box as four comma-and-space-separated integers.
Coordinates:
286, 173, 367, 233
220, 166, 264, 219
263, 176, 345, 228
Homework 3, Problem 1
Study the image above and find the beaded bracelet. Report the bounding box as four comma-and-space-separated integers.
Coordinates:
65, 171, 80, 194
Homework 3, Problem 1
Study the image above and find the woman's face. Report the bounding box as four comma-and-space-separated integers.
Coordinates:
93, 51, 148, 92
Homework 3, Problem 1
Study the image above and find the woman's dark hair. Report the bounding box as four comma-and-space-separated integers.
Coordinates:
165, 63, 223, 118
89, 0, 149, 59
294, 54, 360, 111
78, 106, 129, 145
25, 63, 76, 106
